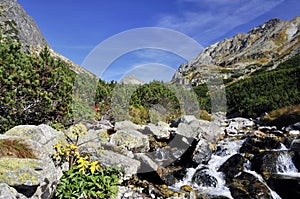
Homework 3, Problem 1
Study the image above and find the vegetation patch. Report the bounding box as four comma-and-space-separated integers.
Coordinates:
0, 139, 37, 159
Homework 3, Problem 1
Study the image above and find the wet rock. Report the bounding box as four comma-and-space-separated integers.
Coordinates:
143, 123, 171, 140
225, 117, 255, 135
218, 154, 246, 183
251, 151, 297, 178
268, 174, 300, 199
192, 139, 213, 164
110, 129, 150, 153
291, 139, 300, 152
192, 169, 218, 187
95, 150, 141, 178
239, 135, 281, 154
229, 172, 271, 199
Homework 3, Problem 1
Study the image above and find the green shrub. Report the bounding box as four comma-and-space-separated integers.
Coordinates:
0, 35, 76, 132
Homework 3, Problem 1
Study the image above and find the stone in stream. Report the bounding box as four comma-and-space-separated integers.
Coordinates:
267, 174, 300, 199
251, 151, 298, 179
192, 169, 218, 187
239, 135, 282, 154
229, 172, 272, 199
218, 154, 246, 183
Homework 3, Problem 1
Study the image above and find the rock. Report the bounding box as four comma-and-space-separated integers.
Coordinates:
251, 151, 297, 178
176, 123, 199, 138
218, 154, 246, 183
239, 135, 281, 154
0, 183, 27, 199
0, 0, 48, 50
225, 118, 255, 135
143, 123, 171, 140
0, 137, 61, 199
193, 120, 223, 142
135, 153, 159, 173
268, 174, 300, 199
110, 129, 150, 153
5, 124, 66, 155
291, 139, 300, 152
95, 150, 141, 178
192, 169, 218, 187
114, 120, 141, 131
192, 139, 213, 164
170, 115, 197, 128
229, 172, 272, 199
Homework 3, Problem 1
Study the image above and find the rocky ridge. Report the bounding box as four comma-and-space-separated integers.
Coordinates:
172, 16, 300, 86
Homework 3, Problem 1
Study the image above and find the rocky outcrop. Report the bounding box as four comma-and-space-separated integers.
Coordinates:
0, 125, 65, 199
0, 0, 48, 50
172, 16, 300, 86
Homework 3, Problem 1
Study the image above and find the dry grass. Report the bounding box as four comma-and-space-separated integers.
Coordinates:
263, 104, 300, 121
0, 139, 37, 159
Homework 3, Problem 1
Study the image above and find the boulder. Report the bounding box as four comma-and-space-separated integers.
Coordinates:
192, 169, 218, 187
192, 139, 213, 164
251, 151, 297, 178
218, 154, 246, 183
95, 150, 141, 178
229, 172, 272, 199
5, 124, 66, 155
176, 123, 199, 138
268, 174, 300, 199
291, 139, 300, 152
170, 115, 197, 127
0, 183, 27, 199
0, 137, 61, 199
114, 120, 141, 131
143, 123, 171, 140
239, 135, 281, 154
110, 129, 150, 153
135, 153, 159, 173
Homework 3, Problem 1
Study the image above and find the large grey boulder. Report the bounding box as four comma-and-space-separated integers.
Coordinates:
143, 123, 171, 140
135, 153, 159, 173
0, 136, 61, 199
95, 150, 141, 178
5, 124, 66, 155
114, 120, 142, 131
110, 129, 150, 153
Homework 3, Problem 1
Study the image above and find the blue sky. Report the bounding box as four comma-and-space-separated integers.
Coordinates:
18, 0, 300, 82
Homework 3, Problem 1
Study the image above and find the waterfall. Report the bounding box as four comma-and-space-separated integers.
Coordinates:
171, 138, 246, 199
276, 152, 298, 175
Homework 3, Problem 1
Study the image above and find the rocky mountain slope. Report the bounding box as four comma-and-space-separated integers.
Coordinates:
172, 16, 300, 86
0, 0, 48, 49
0, 0, 89, 74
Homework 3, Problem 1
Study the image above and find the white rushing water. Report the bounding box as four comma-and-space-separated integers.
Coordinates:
172, 138, 246, 199
276, 151, 300, 176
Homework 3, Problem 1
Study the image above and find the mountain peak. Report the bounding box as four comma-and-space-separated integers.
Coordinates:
0, 0, 48, 50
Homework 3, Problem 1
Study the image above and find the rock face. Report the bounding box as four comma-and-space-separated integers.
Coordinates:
0, 0, 48, 49
172, 16, 300, 86
0, 125, 65, 199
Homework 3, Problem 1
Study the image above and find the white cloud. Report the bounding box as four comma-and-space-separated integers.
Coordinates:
158, 0, 284, 45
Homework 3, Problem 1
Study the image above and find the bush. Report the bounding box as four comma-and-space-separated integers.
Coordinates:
0, 35, 76, 132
